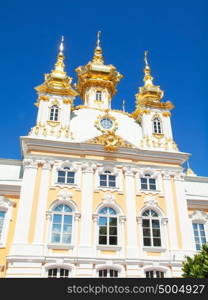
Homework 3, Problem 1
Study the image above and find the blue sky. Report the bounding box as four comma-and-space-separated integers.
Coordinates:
0, 0, 207, 175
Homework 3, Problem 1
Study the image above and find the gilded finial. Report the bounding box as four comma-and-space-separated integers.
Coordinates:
97, 31, 101, 48
186, 161, 196, 176
92, 30, 104, 64
59, 35, 64, 53
144, 50, 149, 68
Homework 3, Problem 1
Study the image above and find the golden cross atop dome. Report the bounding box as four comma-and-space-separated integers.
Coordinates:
92, 30, 104, 64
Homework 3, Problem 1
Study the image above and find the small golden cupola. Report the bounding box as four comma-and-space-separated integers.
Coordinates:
133, 51, 174, 119
75, 31, 123, 110
35, 36, 77, 98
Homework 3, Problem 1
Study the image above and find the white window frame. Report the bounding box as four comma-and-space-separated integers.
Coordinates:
52, 161, 81, 189
137, 168, 162, 194
49, 105, 59, 122
96, 90, 102, 101
95, 166, 123, 193
137, 205, 167, 252
46, 192, 80, 250
44, 263, 74, 278
57, 167, 75, 185
96, 264, 122, 278
0, 196, 14, 248
98, 207, 118, 247
152, 116, 162, 134
189, 210, 208, 251
94, 193, 125, 251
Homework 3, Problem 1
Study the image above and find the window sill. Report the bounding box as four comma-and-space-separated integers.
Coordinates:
95, 187, 120, 192
143, 247, 166, 253
0, 243, 6, 249
140, 190, 160, 193
47, 244, 74, 250
53, 183, 78, 188
97, 245, 121, 251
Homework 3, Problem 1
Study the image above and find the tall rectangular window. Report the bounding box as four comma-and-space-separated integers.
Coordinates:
140, 175, 156, 191
193, 223, 206, 250
0, 211, 5, 240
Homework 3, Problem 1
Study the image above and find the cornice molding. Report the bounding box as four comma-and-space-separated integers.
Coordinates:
21, 137, 190, 165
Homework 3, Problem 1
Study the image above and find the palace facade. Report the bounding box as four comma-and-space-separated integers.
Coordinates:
0, 34, 208, 278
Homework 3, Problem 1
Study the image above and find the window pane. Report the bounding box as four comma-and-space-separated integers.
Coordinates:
53, 214, 62, 223
58, 171, 65, 177
109, 175, 115, 181
146, 271, 154, 278
109, 227, 117, 235
108, 208, 116, 215
57, 176, 65, 183
201, 238, 206, 244
142, 219, 150, 227
153, 238, 161, 247
143, 229, 151, 237
99, 217, 107, 226
152, 220, 160, 228
142, 210, 150, 217
150, 210, 158, 217
153, 229, 161, 237
48, 268, 57, 278
99, 236, 107, 245
109, 181, 116, 187
64, 215, 72, 224
63, 225, 72, 234
99, 226, 107, 235
60, 269, 69, 278
196, 244, 201, 251
63, 205, 72, 213
99, 208, 108, 214
109, 236, 117, 245
141, 178, 147, 183
110, 269, 118, 278
149, 184, 156, 190
52, 224, 61, 233
62, 234, 71, 244
100, 180, 107, 186
143, 238, 151, 246
149, 178, 155, 184
199, 224, 204, 230
67, 177, 74, 184
192, 224, 197, 230
100, 175, 107, 180
54, 205, 64, 212
51, 233, 61, 243
109, 217, 117, 226
141, 183, 148, 190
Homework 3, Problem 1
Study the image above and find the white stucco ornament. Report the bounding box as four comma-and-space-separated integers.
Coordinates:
58, 189, 72, 201
144, 196, 158, 207
102, 192, 116, 205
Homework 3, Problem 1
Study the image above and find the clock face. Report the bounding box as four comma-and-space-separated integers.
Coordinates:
100, 118, 114, 130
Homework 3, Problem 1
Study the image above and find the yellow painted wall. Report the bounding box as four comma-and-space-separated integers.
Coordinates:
0, 195, 19, 277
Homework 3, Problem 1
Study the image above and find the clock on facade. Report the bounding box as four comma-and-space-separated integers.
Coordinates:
100, 118, 114, 130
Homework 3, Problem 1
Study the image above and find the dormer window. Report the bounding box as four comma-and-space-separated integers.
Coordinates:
50, 105, 59, 121
96, 91, 102, 101
141, 174, 156, 191
153, 117, 162, 134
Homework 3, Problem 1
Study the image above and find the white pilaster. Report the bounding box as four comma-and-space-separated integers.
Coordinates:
33, 161, 52, 245
78, 162, 96, 256
123, 167, 138, 258
173, 173, 195, 250
12, 159, 38, 244
162, 172, 178, 250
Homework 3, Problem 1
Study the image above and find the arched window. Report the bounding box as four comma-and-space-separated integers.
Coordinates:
51, 204, 73, 245
153, 117, 162, 134
98, 269, 118, 278
192, 223, 206, 250
0, 211, 6, 241
50, 105, 59, 121
98, 207, 118, 246
96, 91, 102, 101
146, 270, 164, 278
48, 267, 70, 278
100, 171, 116, 188
142, 209, 161, 247
140, 174, 156, 191
57, 167, 75, 185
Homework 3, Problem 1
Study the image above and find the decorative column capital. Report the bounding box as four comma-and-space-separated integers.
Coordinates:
92, 213, 99, 223
23, 159, 38, 169
119, 215, 126, 223
74, 212, 81, 221
161, 171, 171, 180
123, 166, 136, 177
81, 162, 96, 173
136, 216, 142, 224
161, 217, 168, 225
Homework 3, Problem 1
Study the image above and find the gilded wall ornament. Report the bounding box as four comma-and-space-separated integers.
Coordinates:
95, 113, 118, 133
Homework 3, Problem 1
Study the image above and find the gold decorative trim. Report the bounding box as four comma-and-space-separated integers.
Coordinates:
87, 131, 133, 152
47, 121, 60, 127
162, 111, 171, 117
153, 133, 164, 139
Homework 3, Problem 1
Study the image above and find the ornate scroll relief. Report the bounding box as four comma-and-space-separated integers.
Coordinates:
189, 210, 208, 222
102, 192, 116, 205
87, 132, 133, 152
144, 196, 158, 208
57, 189, 72, 202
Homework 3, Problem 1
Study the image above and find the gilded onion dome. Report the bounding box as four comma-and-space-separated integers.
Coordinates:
75, 31, 123, 100
133, 51, 173, 118
35, 37, 77, 97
